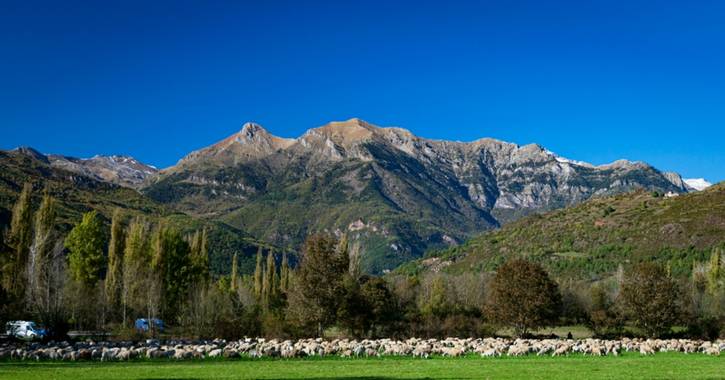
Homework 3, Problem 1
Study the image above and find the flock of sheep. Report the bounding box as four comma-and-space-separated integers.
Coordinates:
1, 337, 723, 361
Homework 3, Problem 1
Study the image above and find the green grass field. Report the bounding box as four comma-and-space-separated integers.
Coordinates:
1, 353, 723, 380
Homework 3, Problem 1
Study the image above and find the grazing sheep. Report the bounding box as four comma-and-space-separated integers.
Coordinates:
441, 347, 464, 357
703, 346, 720, 356
639, 344, 655, 356
507, 345, 528, 357
481, 348, 501, 357
552, 345, 569, 357
1, 337, 723, 361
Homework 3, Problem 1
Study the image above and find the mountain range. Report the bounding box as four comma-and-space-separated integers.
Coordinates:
2, 119, 711, 273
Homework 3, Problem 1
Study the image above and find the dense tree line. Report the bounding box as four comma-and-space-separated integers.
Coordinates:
0, 183, 723, 340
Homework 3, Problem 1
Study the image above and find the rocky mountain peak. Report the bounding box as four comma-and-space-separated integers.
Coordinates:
9, 146, 157, 189
231, 122, 275, 144
239, 122, 268, 139
662, 172, 688, 191
293, 118, 392, 161
510, 143, 550, 163
174, 122, 296, 168
44, 152, 157, 189
599, 159, 647, 170
14, 146, 50, 163
304, 118, 377, 144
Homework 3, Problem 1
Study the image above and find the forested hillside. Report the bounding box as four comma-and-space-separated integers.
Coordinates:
0, 148, 276, 275
403, 184, 725, 281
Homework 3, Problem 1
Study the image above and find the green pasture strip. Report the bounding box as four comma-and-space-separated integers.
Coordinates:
1, 352, 723, 380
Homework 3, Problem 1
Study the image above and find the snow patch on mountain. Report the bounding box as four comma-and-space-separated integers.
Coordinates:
684, 178, 712, 191
545, 150, 595, 168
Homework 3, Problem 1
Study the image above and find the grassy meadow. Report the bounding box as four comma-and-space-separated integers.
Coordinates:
1, 353, 723, 380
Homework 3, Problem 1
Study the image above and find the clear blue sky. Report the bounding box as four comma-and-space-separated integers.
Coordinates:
1, 1, 723, 181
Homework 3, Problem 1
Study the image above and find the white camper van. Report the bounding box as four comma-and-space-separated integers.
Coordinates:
5, 321, 46, 341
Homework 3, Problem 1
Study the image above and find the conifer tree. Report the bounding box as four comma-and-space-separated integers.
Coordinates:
105, 209, 125, 307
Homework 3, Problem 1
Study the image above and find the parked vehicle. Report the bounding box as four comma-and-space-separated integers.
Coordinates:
134, 318, 165, 333
5, 321, 46, 341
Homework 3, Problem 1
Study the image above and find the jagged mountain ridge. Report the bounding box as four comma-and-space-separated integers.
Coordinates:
165, 119, 689, 212
12, 147, 159, 189
143, 118, 689, 273
48, 153, 158, 189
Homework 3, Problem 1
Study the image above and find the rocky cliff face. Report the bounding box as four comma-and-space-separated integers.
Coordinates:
143, 119, 688, 273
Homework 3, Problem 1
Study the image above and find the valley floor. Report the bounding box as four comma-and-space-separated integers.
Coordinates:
1, 353, 723, 380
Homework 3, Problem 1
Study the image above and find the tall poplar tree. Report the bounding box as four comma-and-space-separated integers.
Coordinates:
105, 209, 125, 307
230, 252, 238, 292
262, 251, 277, 309
280, 253, 290, 293
122, 217, 151, 322
152, 225, 192, 320
28, 186, 56, 306
4, 182, 33, 295
65, 211, 106, 287
707, 247, 722, 295
188, 229, 209, 283
28, 187, 67, 337
253, 247, 263, 300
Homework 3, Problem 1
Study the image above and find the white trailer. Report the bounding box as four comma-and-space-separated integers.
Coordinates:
5, 321, 45, 341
